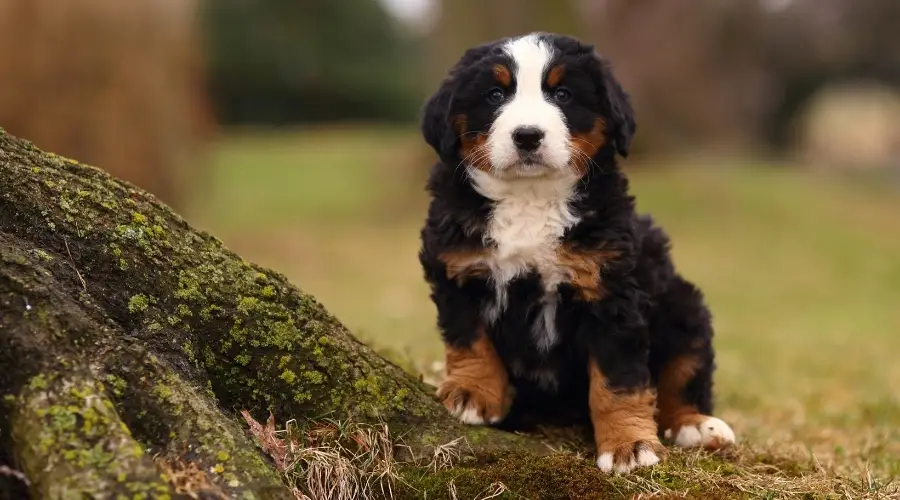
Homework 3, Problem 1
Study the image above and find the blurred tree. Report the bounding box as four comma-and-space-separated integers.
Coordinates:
756, 0, 900, 151
0, 0, 211, 209
574, 0, 900, 157
427, 0, 586, 88
203, 0, 424, 124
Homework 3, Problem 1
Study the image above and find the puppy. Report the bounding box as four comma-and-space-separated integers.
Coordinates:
417, 32, 735, 473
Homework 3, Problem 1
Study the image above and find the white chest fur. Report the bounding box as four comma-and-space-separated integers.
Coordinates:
469, 169, 580, 351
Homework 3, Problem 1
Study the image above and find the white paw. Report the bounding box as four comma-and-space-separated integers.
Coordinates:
595, 448, 661, 474
453, 404, 489, 425
596, 452, 614, 472
665, 416, 735, 450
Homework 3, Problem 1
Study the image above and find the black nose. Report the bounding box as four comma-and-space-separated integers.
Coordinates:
512, 127, 545, 151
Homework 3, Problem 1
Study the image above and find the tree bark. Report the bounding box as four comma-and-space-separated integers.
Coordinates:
0, 128, 583, 499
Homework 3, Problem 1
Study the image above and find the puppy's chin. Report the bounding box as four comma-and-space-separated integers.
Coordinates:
489, 162, 567, 180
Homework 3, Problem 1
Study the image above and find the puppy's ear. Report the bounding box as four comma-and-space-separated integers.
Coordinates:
582, 45, 636, 158
420, 84, 455, 158
600, 63, 636, 158
421, 42, 498, 160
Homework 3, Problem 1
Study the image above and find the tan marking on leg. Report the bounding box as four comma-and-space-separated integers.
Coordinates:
556, 246, 621, 301
657, 355, 736, 450
656, 354, 703, 433
455, 115, 490, 172
570, 118, 607, 177
437, 327, 511, 424
589, 360, 666, 472
438, 248, 492, 285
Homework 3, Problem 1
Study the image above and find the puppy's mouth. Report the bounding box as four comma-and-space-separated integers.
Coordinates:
490, 160, 562, 180
512, 161, 552, 177
503, 152, 562, 178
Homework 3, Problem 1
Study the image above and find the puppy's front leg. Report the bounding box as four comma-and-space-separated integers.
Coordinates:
438, 327, 511, 425
589, 359, 666, 473
584, 293, 666, 473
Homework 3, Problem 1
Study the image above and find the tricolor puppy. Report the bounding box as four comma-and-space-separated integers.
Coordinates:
418, 32, 736, 473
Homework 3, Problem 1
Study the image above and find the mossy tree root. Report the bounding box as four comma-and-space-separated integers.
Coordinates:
0, 128, 546, 498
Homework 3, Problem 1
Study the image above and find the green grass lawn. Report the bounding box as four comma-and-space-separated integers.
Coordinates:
186, 126, 900, 497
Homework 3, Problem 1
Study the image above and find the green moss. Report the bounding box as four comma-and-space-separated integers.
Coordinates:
395, 451, 752, 500
280, 369, 297, 385
236, 297, 261, 315
176, 344, 195, 369
128, 295, 149, 314
175, 304, 192, 318
153, 384, 175, 403
33, 248, 54, 262
102, 357, 283, 497
29, 374, 49, 390
14, 375, 172, 497
301, 370, 324, 385
131, 212, 148, 225
260, 285, 276, 298
173, 271, 206, 302
104, 375, 128, 397
199, 305, 223, 322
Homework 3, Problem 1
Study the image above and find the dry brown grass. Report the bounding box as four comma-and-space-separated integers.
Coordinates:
0, 465, 29, 487
242, 411, 899, 499
241, 411, 405, 500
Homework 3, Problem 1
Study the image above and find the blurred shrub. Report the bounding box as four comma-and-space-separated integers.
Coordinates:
0, 0, 212, 208
578, 0, 900, 157
202, 0, 424, 125
795, 82, 900, 172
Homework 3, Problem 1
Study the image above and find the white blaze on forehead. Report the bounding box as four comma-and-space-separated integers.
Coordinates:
506, 34, 552, 100
487, 34, 571, 172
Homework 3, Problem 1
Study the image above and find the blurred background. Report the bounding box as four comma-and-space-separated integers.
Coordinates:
1, 0, 898, 477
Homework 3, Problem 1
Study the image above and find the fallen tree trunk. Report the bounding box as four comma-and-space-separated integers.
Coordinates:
0, 128, 749, 499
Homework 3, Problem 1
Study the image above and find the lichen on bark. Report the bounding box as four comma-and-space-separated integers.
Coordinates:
0, 128, 546, 498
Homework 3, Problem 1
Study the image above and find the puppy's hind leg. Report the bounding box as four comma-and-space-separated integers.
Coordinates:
650, 276, 736, 450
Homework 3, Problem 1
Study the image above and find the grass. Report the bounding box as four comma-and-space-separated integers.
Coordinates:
186, 126, 900, 498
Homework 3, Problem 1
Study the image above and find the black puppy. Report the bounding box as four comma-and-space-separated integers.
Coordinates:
418, 32, 735, 473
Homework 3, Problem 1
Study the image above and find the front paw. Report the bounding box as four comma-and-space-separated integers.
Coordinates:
664, 415, 736, 451
436, 376, 511, 425
596, 439, 667, 474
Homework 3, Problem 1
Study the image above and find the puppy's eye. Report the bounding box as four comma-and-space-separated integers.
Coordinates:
486, 87, 506, 105
553, 88, 572, 103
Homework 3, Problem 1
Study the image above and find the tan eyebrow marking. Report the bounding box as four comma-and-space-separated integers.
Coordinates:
493, 64, 512, 87
547, 64, 566, 87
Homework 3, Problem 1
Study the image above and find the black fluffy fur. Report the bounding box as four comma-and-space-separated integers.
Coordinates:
418, 33, 716, 433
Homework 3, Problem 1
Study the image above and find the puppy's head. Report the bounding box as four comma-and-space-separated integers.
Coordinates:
421, 33, 635, 180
